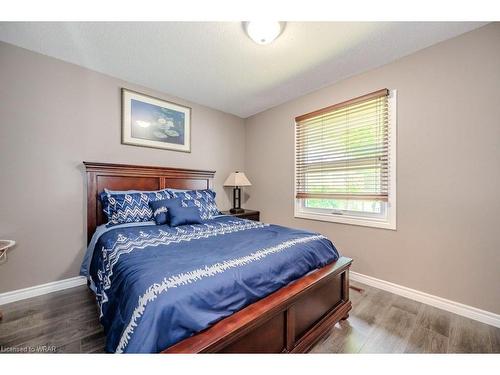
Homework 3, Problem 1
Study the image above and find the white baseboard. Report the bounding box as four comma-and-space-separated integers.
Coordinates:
0, 276, 87, 306
350, 271, 500, 328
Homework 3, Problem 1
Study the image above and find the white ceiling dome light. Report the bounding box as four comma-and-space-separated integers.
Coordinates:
244, 21, 285, 45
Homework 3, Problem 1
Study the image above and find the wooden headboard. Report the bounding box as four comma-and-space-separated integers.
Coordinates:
84, 162, 215, 244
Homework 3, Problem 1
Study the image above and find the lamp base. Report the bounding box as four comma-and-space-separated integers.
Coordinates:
230, 208, 245, 214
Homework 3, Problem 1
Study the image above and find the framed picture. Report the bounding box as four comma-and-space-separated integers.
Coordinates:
122, 88, 191, 152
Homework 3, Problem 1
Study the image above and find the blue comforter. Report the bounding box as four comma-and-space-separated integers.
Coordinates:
83, 216, 339, 353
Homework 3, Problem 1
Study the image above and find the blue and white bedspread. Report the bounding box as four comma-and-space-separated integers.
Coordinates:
82, 216, 339, 353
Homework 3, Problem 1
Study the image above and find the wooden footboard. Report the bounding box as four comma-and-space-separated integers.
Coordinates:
163, 256, 352, 353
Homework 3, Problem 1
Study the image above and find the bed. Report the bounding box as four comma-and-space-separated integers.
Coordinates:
83, 161, 352, 353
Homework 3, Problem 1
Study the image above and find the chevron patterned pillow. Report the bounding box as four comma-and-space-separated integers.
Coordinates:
169, 189, 221, 220
100, 189, 174, 226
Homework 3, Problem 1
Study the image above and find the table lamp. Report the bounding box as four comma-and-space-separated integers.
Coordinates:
224, 172, 252, 214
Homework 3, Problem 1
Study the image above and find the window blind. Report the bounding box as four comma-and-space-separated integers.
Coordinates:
295, 88, 390, 201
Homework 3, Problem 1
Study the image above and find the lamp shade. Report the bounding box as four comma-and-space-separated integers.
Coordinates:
224, 172, 252, 187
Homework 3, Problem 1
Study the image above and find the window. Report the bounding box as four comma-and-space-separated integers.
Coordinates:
294, 89, 396, 229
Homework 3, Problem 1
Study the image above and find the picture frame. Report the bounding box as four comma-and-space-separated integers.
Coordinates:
121, 88, 191, 152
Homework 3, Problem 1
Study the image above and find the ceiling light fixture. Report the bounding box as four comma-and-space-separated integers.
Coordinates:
244, 21, 285, 45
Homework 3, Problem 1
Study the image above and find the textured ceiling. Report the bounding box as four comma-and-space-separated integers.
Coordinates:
0, 22, 486, 118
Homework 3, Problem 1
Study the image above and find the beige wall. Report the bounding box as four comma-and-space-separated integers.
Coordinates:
0, 42, 245, 293
244, 23, 500, 313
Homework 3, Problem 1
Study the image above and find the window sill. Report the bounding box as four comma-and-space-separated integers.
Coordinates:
294, 211, 396, 230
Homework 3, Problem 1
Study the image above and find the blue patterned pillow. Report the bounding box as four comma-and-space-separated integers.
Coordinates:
168, 189, 221, 220
100, 189, 174, 226
148, 198, 182, 225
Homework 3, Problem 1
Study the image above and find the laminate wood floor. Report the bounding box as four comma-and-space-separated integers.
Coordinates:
311, 281, 500, 354
0, 281, 498, 353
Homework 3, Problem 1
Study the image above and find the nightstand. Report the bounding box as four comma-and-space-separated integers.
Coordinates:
221, 209, 260, 221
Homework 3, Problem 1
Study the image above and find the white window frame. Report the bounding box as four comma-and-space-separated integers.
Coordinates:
294, 90, 397, 230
